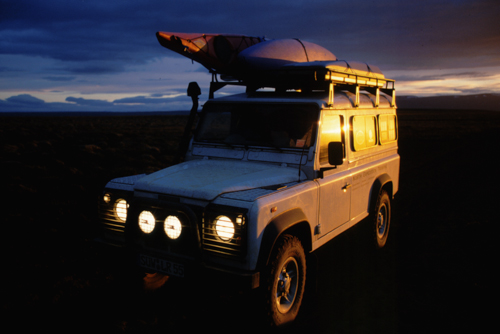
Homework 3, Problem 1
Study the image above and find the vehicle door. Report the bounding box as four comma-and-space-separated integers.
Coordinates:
315, 111, 352, 237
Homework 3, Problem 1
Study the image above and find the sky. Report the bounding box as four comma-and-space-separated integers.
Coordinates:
1, 0, 499, 112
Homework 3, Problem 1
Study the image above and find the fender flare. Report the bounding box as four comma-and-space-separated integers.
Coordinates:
257, 208, 311, 269
369, 173, 393, 214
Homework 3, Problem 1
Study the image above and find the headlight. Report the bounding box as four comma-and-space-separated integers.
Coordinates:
114, 199, 128, 222
164, 215, 182, 239
138, 211, 155, 234
215, 215, 235, 241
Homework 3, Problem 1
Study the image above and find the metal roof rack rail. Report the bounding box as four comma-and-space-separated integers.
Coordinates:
209, 60, 396, 107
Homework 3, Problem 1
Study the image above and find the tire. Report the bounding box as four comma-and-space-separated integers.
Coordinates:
372, 190, 391, 249
265, 234, 306, 327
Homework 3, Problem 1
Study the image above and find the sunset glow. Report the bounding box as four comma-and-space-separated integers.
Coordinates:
385, 66, 500, 96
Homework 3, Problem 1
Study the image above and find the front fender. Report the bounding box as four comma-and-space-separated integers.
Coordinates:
257, 208, 310, 269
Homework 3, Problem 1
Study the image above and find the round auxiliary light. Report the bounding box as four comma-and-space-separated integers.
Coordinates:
164, 215, 182, 239
138, 211, 155, 234
235, 216, 243, 225
215, 215, 235, 241
114, 199, 128, 222
103, 193, 111, 204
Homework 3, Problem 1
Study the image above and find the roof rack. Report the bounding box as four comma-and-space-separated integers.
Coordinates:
209, 60, 396, 108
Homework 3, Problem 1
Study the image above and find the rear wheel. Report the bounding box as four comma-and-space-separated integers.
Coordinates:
265, 235, 306, 327
372, 190, 391, 248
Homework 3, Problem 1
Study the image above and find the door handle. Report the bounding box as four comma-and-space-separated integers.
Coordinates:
342, 183, 352, 192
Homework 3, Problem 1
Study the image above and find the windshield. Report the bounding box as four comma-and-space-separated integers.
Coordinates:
195, 103, 319, 149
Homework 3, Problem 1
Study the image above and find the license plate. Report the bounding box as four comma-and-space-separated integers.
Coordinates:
138, 254, 185, 278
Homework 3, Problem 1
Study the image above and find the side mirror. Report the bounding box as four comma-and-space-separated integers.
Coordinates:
328, 142, 344, 166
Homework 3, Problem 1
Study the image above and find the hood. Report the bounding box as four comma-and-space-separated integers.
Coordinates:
134, 159, 304, 201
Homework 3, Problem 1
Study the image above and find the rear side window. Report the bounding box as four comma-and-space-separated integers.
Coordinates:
379, 114, 397, 144
351, 115, 377, 151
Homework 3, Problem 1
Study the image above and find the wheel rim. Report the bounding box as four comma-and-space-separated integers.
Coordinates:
275, 257, 299, 314
376, 203, 388, 239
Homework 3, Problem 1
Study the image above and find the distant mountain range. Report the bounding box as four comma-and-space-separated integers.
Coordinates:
397, 93, 500, 111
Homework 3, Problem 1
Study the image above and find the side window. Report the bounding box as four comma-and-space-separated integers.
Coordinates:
379, 114, 397, 144
319, 114, 344, 165
351, 115, 377, 151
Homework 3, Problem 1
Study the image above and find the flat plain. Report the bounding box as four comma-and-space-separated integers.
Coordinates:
1, 109, 498, 333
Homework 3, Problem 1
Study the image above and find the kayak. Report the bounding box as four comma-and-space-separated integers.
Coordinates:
156, 32, 337, 79
237, 39, 336, 70
156, 31, 264, 75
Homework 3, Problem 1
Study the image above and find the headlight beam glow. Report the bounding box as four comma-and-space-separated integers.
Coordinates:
114, 199, 128, 222
139, 211, 156, 234
215, 215, 235, 241
164, 215, 182, 239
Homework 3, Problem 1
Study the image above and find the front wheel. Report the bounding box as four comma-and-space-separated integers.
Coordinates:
372, 190, 391, 249
265, 235, 306, 327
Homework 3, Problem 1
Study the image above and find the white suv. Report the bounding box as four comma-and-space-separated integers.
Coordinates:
98, 61, 399, 326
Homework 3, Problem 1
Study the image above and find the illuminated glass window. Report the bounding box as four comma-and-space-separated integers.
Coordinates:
352, 115, 377, 151
319, 114, 343, 165
379, 114, 397, 144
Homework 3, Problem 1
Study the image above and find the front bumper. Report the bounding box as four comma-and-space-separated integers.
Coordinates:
95, 237, 260, 289
135, 249, 260, 290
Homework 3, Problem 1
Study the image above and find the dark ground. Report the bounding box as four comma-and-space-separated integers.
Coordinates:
1, 109, 497, 333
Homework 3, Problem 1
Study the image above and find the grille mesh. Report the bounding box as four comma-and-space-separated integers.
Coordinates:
98, 196, 128, 246
202, 220, 246, 259
99, 201, 126, 232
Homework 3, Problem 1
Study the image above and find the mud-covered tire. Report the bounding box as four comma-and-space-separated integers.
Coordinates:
372, 190, 391, 249
264, 234, 306, 327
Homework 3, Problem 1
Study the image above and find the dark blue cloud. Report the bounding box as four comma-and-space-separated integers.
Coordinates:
65, 96, 114, 107
1, 0, 499, 112
1, 94, 61, 112
0, 93, 193, 112
43, 76, 76, 82
6, 94, 45, 105
2, 0, 499, 71
61, 62, 125, 75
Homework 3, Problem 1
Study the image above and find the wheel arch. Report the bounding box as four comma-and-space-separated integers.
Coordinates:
369, 173, 393, 214
257, 208, 312, 270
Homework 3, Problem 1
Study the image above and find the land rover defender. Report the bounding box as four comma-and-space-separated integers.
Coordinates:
98, 60, 399, 326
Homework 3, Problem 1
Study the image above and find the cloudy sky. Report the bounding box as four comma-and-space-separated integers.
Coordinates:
1, 0, 499, 112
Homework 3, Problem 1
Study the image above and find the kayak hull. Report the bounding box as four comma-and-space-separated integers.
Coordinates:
237, 39, 336, 70
156, 31, 263, 75
157, 32, 337, 79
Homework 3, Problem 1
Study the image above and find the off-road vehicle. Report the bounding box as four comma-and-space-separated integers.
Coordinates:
98, 40, 399, 326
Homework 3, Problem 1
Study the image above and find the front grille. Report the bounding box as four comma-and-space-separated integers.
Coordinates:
99, 203, 126, 233
202, 224, 245, 259
98, 193, 248, 262
97, 190, 132, 245
130, 199, 201, 259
